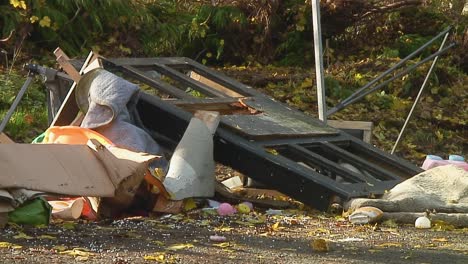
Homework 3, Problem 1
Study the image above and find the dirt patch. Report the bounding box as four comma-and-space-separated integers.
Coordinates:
1, 208, 467, 264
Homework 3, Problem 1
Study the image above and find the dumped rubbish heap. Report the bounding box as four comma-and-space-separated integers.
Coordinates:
0, 48, 467, 230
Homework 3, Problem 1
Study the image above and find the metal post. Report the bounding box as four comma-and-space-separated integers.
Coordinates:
311, 0, 327, 123
327, 42, 455, 116
0, 72, 35, 133
327, 26, 451, 116
391, 32, 450, 154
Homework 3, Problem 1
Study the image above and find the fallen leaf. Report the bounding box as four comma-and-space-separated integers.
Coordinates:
0, 242, 22, 249
60, 248, 94, 257
310, 238, 330, 252
152, 240, 165, 246
265, 148, 279, 155
167, 243, 194, 251
13, 232, 33, 239
75, 256, 89, 261
214, 226, 233, 232
143, 253, 165, 262
53, 245, 68, 252
432, 238, 448, 242
376, 242, 402, 248
184, 198, 197, 211
271, 222, 284, 232
38, 235, 57, 240
212, 242, 232, 248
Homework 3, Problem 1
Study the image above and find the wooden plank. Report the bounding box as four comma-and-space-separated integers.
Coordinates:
51, 50, 97, 126
327, 120, 373, 143
189, 71, 244, 98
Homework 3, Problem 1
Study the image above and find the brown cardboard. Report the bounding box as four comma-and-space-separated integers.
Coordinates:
0, 140, 159, 198
0, 133, 14, 144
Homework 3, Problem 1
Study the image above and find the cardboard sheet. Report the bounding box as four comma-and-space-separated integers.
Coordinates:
0, 140, 158, 197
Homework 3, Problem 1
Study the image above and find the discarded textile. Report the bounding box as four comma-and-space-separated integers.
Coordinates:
76, 68, 163, 157
348, 165, 468, 213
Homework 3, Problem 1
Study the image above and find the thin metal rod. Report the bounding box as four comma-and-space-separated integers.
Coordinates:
0, 74, 34, 133
331, 26, 451, 113
327, 42, 455, 116
391, 32, 450, 154
311, 0, 327, 122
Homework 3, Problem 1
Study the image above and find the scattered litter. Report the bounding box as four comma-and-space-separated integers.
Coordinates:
422, 154, 467, 171
163, 111, 220, 200
217, 203, 237, 216
336, 237, 364, 242
49, 198, 84, 220
236, 203, 251, 214
209, 235, 227, 242
221, 176, 243, 190
415, 215, 431, 229
348, 206, 383, 224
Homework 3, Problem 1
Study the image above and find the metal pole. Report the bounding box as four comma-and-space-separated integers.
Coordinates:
391, 32, 450, 154
328, 26, 451, 116
327, 42, 455, 116
0, 73, 34, 133
311, 0, 327, 123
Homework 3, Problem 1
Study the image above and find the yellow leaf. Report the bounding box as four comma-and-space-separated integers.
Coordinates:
19, 0, 26, 9
432, 238, 448, 242
265, 148, 279, 155
167, 243, 194, 251
184, 198, 197, 211
38, 235, 56, 240
60, 248, 94, 257
271, 222, 281, 231
152, 240, 165, 246
39, 16, 51, 28
30, 16, 39, 23
75, 256, 89, 261
214, 226, 233, 232
143, 254, 165, 262
376, 242, 402, 248
213, 242, 231, 248
13, 232, 33, 239
53, 245, 68, 252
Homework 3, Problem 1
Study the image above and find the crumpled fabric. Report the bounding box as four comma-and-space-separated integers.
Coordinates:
78, 69, 162, 156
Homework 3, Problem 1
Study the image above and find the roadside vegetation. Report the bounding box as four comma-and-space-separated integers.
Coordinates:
0, 0, 466, 164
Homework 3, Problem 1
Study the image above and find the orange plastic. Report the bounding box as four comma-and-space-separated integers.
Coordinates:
43, 126, 113, 145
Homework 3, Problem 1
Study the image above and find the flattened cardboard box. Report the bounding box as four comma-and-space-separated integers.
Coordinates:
0, 140, 159, 198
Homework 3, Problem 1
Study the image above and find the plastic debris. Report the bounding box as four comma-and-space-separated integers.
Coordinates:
49, 198, 84, 220
348, 206, 383, 224
209, 235, 227, 242
217, 203, 236, 216
8, 197, 52, 226
415, 216, 431, 229
237, 203, 251, 214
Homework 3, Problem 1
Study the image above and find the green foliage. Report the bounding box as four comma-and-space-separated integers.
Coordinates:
0, 70, 48, 142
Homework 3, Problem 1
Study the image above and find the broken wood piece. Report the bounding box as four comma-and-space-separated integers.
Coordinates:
189, 71, 244, 98
56, 55, 81, 82
215, 183, 292, 209
54, 47, 70, 61
152, 195, 184, 214
51, 49, 100, 126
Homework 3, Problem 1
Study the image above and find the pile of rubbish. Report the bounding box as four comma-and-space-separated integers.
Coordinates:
1, 49, 467, 230
0, 55, 225, 227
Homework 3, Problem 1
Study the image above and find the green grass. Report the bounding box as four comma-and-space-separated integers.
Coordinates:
0, 69, 48, 143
